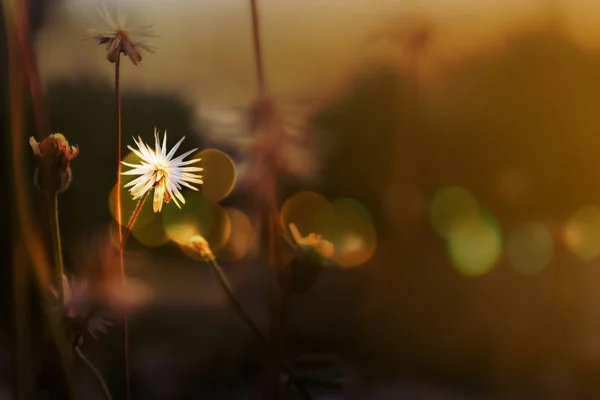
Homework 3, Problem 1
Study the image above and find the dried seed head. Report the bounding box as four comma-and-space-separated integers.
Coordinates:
89, 4, 155, 66
30, 134, 79, 193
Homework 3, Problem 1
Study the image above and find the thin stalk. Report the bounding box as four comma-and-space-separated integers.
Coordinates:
48, 193, 64, 302
4, 2, 75, 398
248, 2, 285, 397
13, 244, 32, 400
120, 191, 150, 251
75, 347, 112, 400
250, 0, 265, 93
114, 52, 131, 400
204, 257, 313, 400
71, 192, 149, 349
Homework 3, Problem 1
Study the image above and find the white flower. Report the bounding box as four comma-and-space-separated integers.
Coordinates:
88, 2, 155, 65
122, 128, 203, 213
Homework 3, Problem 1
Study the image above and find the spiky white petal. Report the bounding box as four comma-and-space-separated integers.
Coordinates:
122, 129, 203, 213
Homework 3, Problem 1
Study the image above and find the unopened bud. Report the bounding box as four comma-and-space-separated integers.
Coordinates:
30, 134, 79, 193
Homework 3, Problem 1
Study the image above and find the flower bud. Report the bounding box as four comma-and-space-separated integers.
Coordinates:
30, 134, 79, 193
188, 235, 215, 261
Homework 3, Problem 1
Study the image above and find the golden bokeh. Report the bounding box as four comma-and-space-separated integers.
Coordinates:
507, 222, 553, 274
219, 208, 256, 261
429, 186, 479, 239
447, 210, 502, 277
331, 197, 373, 224
280, 191, 332, 238
564, 206, 600, 261
204, 203, 232, 253
108, 151, 155, 230
178, 205, 231, 262
161, 190, 213, 245
131, 213, 170, 248
320, 199, 377, 268
195, 148, 236, 202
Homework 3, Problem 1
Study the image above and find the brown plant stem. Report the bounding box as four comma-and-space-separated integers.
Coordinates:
119, 191, 150, 251
204, 257, 313, 400
248, 1, 286, 398
75, 347, 112, 400
4, 2, 75, 397
114, 52, 131, 400
48, 193, 64, 302
71, 191, 149, 349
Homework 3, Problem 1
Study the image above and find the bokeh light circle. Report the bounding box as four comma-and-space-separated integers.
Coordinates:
108, 152, 155, 230
220, 208, 256, 261
331, 197, 373, 224
429, 186, 479, 239
131, 213, 170, 247
319, 199, 377, 268
565, 206, 600, 261
507, 222, 553, 274
195, 148, 236, 202
161, 190, 213, 245
447, 211, 502, 276
280, 191, 332, 237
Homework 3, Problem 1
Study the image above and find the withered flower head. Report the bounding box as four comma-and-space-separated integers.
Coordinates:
187, 235, 215, 261
50, 275, 113, 343
90, 4, 154, 66
30, 133, 79, 193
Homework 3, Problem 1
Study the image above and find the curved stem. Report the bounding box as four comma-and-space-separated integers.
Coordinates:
75, 347, 112, 400
204, 257, 313, 400
48, 193, 64, 302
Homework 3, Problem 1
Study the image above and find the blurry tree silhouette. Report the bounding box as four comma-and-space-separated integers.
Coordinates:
313, 28, 600, 396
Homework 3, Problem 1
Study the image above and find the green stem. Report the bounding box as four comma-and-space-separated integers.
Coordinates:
205, 257, 313, 400
75, 347, 112, 400
48, 193, 64, 302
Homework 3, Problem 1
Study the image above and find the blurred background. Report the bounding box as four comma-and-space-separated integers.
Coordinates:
7, 0, 600, 398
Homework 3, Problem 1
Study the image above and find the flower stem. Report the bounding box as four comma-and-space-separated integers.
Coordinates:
120, 191, 150, 251
204, 257, 313, 400
250, 0, 266, 93
75, 347, 112, 400
114, 52, 131, 400
48, 193, 64, 303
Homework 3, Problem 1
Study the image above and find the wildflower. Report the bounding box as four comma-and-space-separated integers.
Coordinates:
289, 223, 335, 260
122, 128, 203, 213
187, 235, 215, 261
89, 3, 154, 65
51, 275, 113, 342
30, 134, 79, 193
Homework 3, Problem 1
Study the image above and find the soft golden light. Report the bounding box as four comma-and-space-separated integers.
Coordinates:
280, 191, 332, 238
447, 210, 502, 277
220, 208, 255, 261
507, 222, 553, 274
429, 186, 479, 239
565, 206, 600, 261
161, 190, 213, 245
109, 152, 155, 230
131, 213, 170, 247
195, 148, 236, 202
